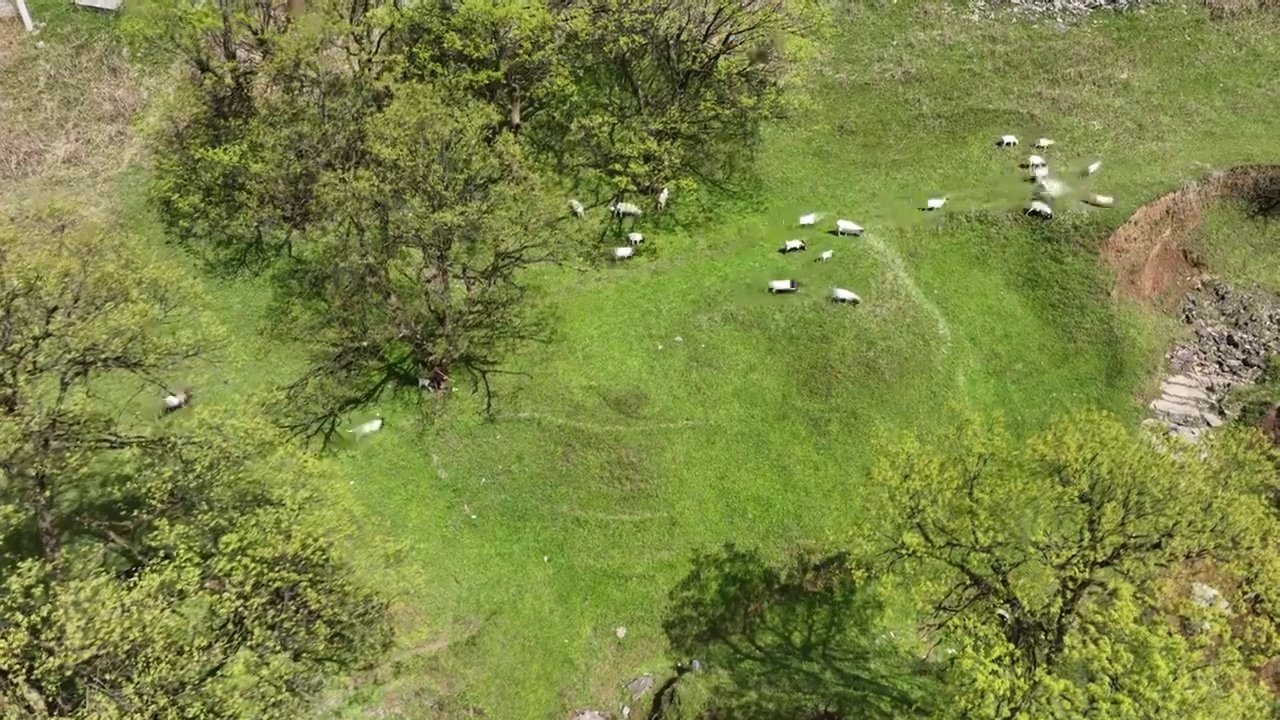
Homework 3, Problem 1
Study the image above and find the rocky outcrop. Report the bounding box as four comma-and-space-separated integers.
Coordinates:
1146, 280, 1280, 441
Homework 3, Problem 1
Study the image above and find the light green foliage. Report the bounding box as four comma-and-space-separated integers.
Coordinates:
0, 217, 392, 717
877, 412, 1280, 719
661, 544, 942, 719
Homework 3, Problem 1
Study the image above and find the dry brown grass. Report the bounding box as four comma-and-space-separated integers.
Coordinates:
0, 23, 154, 190
1204, 0, 1280, 20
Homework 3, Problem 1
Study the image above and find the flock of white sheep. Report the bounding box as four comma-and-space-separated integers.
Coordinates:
569, 133, 1114, 307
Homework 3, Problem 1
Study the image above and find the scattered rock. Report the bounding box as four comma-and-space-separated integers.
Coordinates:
960, 0, 1155, 22
1146, 279, 1280, 441
1191, 581, 1230, 612
626, 675, 654, 700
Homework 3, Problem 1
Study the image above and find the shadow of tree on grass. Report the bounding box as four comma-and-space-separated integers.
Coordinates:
660, 543, 943, 720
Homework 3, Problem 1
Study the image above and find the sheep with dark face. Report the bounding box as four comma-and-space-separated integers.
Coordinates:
767, 280, 799, 294
779, 239, 807, 254
610, 201, 643, 218
996, 135, 1018, 147
830, 288, 861, 304
1026, 201, 1053, 218
160, 386, 193, 416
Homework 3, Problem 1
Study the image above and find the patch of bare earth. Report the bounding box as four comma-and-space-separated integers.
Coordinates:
1101, 165, 1280, 306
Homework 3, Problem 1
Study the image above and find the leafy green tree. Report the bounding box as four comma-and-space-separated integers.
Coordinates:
0, 217, 392, 717
875, 411, 1280, 720
271, 82, 562, 441
662, 543, 943, 720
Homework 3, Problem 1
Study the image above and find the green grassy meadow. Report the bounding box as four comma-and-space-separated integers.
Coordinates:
5, 1, 1280, 717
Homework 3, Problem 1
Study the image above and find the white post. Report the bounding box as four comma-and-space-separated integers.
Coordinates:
15, 0, 34, 32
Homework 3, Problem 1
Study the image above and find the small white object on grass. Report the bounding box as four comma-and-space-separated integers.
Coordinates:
836, 219, 863, 236
799, 212, 824, 227
1034, 138, 1055, 149
997, 134, 1019, 147
819, 249, 833, 262
657, 187, 669, 210
352, 414, 384, 438
616, 626, 627, 639
161, 386, 192, 416
1031, 165, 1050, 179
1028, 155, 1046, 168
767, 279, 799, 294
1026, 201, 1054, 218
924, 197, 947, 211
569, 198, 585, 218
1084, 194, 1114, 208
610, 200, 643, 218
1036, 177, 1067, 198
780, 239, 807, 253
1085, 160, 1102, 176
831, 288, 861, 304
627, 232, 644, 245
613, 246, 635, 260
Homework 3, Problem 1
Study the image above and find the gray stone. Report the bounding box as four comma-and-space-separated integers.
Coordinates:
626, 675, 655, 700
1191, 582, 1230, 612
1203, 412, 1224, 428
1159, 382, 1211, 403
1151, 399, 1206, 424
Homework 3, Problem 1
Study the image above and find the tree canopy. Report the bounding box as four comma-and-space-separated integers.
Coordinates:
0, 215, 392, 716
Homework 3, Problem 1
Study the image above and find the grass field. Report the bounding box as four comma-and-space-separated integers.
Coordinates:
4, 1, 1280, 717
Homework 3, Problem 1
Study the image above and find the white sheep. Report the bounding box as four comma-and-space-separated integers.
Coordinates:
569, 199, 585, 218
1036, 177, 1066, 199
997, 135, 1019, 147
1031, 165, 1049, 179
799, 212, 824, 227
924, 197, 947, 211
767, 280, 799, 294
830, 288, 861, 304
613, 246, 636, 260
627, 232, 644, 245
1084, 194, 1114, 208
161, 386, 192, 416
657, 187, 669, 210
780, 239, 807, 253
1026, 201, 1053, 218
610, 201, 643, 218
836, 219, 863, 236
1028, 155, 1046, 168
352, 414, 384, 438
1034, 138, 1055, 149
1084, 161, 1102, 176
819, 249, 833, 262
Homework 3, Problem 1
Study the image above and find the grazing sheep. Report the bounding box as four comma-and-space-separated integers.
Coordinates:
997, 135, 1019, 147
657, 187, 670, 210
780, 239, 807, 253
1084, 194, 1114, 208
836, 219, 863, 236
352, 414, 384, 438
830, 288, 861, 304
1034, 138, 1055, 149
819, 249, 833, 262
1037, 177, 1068, 199
627, 232, 644, 245
767, 280, 799, 294
161, 386, 193, 416
569, 199, 585, 218
613, 246, 636, 260
1028, 155, 1046, 168
1031, 165, 1050, 179
610, 201, 643, 218
1026, 201, 1054, 218
799, 212, 824, 227
1085, 161, 1102, 176
924, 197, 947, 211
